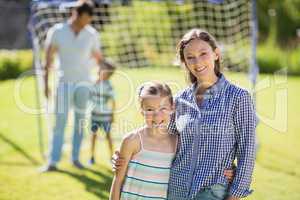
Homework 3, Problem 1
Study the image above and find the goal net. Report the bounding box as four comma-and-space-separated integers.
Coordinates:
29, 0, 258, 158
30, 0, 257, 70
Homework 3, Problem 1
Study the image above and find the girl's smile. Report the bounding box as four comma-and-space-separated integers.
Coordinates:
141, 96, 173, 130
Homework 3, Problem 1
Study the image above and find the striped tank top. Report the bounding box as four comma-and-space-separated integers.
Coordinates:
120, 132, 176, 200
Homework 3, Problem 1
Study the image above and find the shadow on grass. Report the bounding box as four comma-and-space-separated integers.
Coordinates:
57, 167, 113, 199
0, 161, 40, 166
0, 132, 40, 166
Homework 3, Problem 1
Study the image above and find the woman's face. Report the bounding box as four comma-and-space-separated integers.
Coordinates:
183, 39, 219, 81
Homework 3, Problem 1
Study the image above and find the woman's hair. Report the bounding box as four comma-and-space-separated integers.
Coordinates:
138, 81, 173, 106
176, 28, 222, 84
75, 0, 94, 16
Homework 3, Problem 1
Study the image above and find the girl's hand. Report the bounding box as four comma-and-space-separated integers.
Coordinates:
224, 168, 235, 183
111, 150, 126, 172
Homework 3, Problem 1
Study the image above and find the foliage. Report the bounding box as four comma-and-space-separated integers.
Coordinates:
0, 50, 33, 80
257, 44, 300, 75
257, 0, 300, 47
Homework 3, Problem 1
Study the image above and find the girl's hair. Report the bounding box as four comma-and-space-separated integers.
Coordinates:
176, 28, 222, 84
138, 81, 173, 106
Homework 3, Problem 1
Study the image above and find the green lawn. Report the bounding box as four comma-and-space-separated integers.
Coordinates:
0, 67, 299, 200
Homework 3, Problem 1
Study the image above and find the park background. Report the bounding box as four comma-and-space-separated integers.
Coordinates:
0, 0, 300, 199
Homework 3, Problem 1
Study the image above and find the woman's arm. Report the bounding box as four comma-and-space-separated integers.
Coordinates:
168, 107, 179, 135
109, 134, 138, 200
227, 92, 256, 199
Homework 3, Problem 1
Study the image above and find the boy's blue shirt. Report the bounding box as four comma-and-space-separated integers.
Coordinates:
90, 80, 115, 122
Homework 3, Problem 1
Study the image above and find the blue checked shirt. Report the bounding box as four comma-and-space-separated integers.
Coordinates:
168, 74, 256, 199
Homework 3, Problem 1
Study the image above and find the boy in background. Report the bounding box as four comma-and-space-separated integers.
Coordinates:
89, 61, 116, 165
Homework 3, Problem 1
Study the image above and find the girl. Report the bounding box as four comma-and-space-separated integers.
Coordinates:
113, 29, 256, 200
110, 81, 178, 200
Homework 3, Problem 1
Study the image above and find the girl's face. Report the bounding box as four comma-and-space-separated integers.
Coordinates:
183, 39, 219, 81
141, 96, 174, 131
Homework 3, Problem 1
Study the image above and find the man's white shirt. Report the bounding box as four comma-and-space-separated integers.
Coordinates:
45, 22, 101, 83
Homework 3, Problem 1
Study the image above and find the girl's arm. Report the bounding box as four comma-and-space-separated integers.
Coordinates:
109, 134, 138, 200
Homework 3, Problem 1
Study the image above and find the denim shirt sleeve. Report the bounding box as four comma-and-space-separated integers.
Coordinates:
229, 92, 256, 198
168, 97, 180, 135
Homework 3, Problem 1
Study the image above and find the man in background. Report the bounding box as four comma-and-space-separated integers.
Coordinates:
41, 0, 104, 172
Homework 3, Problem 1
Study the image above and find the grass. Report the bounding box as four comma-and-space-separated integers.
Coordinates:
0, 67, 300, 200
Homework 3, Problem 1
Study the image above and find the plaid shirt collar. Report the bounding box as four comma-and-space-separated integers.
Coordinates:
188, 73, 228, 100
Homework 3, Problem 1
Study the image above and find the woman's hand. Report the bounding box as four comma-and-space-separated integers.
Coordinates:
111, 150, 126, 172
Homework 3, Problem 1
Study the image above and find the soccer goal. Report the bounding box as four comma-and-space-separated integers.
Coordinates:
29, 0, 259, 159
